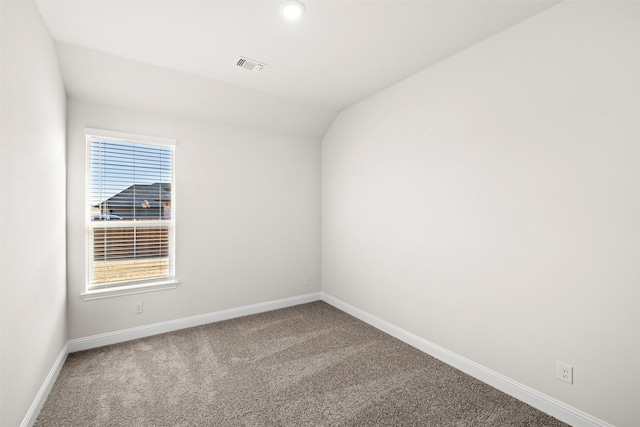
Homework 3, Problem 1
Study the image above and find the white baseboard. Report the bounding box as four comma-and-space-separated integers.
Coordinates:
21, 343, 69, 427
320, 292, 612, 427
68, 292, 321, 353
26, 292, 610, 427
25, 293, 321, 426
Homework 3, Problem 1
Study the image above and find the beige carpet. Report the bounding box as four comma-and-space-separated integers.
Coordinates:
36, 301, 568, 426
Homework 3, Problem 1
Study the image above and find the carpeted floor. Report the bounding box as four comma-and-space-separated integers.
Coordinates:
36, 301, 568, 426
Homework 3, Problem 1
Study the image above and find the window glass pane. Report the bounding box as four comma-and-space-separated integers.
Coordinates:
87, 134, 175, 289
91, 226, 170, 285
89, 139, 172, 221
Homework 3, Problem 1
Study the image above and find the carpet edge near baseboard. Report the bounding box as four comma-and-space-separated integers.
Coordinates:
23, 291, 612, 427
68, 292, 323, 353
22, 292, 321, 427
21, 343, 69, 427
319, 292, 613, 427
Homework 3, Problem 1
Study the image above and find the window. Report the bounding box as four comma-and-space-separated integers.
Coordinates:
85, 128, 176, 293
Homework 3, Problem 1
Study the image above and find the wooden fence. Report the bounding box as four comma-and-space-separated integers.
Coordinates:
93, 225, 170, 261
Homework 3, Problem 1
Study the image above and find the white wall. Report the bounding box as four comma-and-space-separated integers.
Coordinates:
66, 99, 320, 339
0, 2, 68, 426
53, 41, 337, 140
321, 2, 639, 426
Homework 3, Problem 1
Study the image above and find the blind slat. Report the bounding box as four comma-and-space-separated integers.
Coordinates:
87, 134, 175, 289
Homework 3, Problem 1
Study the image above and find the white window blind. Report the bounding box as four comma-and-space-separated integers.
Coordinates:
86, 128, 176, 290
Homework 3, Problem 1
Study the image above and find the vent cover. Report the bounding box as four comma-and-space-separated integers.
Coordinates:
236, 56, 266, 72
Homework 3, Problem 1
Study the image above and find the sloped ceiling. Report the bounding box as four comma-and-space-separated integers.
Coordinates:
36, 0, 560, 138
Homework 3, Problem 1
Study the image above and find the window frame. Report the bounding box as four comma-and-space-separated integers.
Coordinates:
82, 127, 178, 300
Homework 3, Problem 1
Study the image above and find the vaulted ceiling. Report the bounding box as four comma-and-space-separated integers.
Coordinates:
36, 0, 560, 138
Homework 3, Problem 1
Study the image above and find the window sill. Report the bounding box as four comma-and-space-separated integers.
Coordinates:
81, 280, 179, 301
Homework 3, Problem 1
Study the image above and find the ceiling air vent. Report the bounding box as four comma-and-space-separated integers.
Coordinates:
236, 56, 266, 72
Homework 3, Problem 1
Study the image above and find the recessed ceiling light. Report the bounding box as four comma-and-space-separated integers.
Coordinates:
280, 0, 306, 20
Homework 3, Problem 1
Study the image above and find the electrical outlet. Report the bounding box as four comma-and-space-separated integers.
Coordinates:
305, 276, 311, 286
557, 362, 573, 384
134, 301, 143, 314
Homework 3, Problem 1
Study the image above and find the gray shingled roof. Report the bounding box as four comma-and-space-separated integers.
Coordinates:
96, 183, 171, 208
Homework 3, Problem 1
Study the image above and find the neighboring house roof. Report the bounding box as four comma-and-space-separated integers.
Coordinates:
96, 182, 171, 209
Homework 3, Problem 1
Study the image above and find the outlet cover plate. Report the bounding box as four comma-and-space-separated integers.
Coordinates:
557, 362, 573, 384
